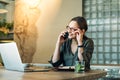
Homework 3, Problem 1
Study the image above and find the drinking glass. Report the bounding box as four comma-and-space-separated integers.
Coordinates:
74, 61, 85, 73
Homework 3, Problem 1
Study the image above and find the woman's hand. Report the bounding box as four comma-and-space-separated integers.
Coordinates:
75, 29, 85, 45
56, 31, 68, 45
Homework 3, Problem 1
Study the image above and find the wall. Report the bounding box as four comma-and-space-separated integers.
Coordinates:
32, 0, 82, 63
6, 0, 15, 23
14, 0, 82, 63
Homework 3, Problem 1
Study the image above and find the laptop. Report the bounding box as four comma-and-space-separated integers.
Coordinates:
0, 42, 52, 72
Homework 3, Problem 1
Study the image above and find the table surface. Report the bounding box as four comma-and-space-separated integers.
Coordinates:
0, 66, 107, 80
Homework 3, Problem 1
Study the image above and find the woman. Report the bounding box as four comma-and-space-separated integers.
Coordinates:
49, 16, 94, 71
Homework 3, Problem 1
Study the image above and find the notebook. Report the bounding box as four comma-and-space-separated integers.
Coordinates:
0, 42, 52, 72
54, 66, 75, 71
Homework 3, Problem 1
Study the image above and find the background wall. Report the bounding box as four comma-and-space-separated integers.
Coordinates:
32, 0, 82, 63
6, 0, 15, 23
14, 0, 82, 63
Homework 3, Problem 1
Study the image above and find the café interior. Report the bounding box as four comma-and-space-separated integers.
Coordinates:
0, 0, 120, 80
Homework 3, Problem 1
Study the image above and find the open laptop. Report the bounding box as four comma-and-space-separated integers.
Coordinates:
0, 42, 52, 72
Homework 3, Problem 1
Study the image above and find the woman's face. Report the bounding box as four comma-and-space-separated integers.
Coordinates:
67, 21, 80, 39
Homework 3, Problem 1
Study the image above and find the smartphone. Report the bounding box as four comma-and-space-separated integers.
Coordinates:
63, 32, 69, 39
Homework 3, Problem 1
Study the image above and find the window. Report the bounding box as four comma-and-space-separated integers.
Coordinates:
83, 0, 120, 64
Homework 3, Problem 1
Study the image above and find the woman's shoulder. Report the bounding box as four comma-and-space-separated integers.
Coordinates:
84, 35, 93, 41
83, 36, 94, 45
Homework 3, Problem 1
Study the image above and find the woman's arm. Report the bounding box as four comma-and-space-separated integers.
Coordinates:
77, 47, 84, 61
75, 29, 85, 61
50, 31, 67, 66
52, 41, 61, 63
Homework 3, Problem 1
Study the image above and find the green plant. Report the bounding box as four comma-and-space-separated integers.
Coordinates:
0, 19, 13, 36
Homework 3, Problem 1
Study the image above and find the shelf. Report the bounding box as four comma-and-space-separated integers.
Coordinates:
0, 0, 9, 4
0, 32, 13, 40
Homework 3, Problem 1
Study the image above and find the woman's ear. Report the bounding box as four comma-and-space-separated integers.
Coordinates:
82, 29, 85, 34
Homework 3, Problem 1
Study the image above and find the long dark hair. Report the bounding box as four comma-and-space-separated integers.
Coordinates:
70, 16, 88, 32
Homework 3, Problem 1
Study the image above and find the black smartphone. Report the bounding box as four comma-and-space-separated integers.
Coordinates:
63, 32, 69, 39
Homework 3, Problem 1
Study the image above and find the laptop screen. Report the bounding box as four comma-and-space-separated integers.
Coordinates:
0, 42, 24, 71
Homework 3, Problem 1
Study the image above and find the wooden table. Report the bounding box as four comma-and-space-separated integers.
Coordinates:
0, 67, 107, 80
